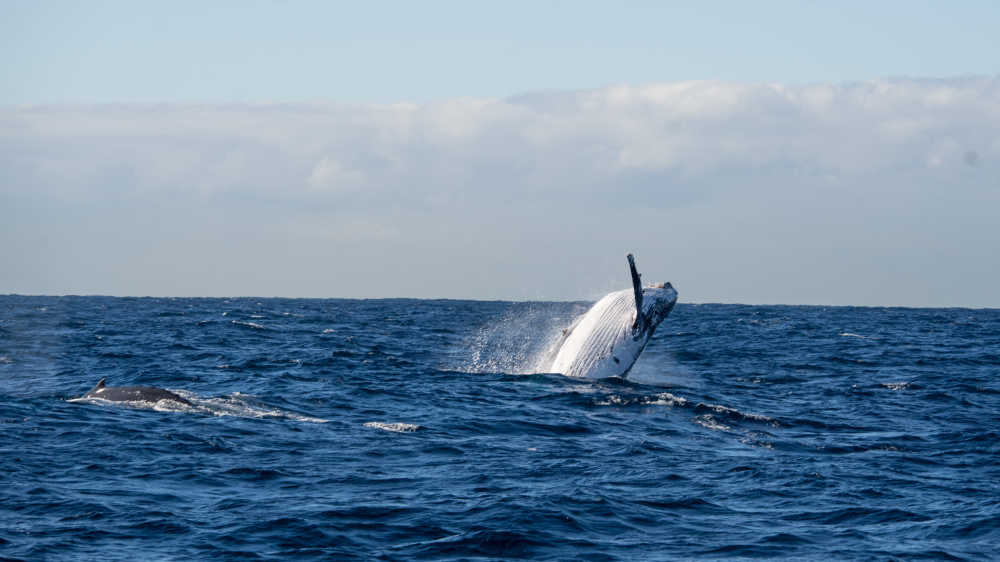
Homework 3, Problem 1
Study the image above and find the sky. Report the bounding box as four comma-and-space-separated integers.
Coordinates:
2, 1, 999, 306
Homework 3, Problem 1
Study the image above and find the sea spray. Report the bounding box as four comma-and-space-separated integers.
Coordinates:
459, 301, 589, 374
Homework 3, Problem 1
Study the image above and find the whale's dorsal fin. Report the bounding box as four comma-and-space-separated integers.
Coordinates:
627, 253, 644, 333
95, 377, 106, 390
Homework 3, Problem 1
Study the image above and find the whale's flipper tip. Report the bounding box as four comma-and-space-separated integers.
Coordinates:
627, 253, 640, 283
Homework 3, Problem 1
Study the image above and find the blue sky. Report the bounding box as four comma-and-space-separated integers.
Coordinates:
3, 1, 998, 104
2, 2, 999, 306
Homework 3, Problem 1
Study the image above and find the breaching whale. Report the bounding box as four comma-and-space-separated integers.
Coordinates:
81, 377, 192, 406
549, 254, 677, 379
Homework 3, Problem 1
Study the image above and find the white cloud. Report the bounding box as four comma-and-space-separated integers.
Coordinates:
2, 77, 999, 304
307, 156, 365, 192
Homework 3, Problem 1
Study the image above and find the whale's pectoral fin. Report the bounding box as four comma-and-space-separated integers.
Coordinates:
627, 253, 644, 333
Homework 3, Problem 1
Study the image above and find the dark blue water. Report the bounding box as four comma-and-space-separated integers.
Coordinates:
1, 296, 998, 560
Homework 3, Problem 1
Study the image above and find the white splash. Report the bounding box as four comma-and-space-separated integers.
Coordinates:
694, 415, 731, 431
697, 402, 777, 426
364, 421, 420, 433
648, 393, 688, 407
840, 332, 873, 339
187, 392, 329, 423
881, 382, 911, 391
595, 392, 687, 407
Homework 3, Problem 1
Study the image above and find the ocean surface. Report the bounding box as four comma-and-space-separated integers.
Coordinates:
1, 295, 998, 560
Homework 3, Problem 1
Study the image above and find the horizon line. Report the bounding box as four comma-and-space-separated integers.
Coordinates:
3, 293, 996, 311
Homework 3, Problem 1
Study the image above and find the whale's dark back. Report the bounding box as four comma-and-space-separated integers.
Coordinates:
85, 385, 192, 405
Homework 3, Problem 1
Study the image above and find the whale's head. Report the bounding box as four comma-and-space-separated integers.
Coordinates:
641, 282, 678, 331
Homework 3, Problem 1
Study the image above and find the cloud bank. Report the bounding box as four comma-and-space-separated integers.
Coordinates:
3, 77, 999, 305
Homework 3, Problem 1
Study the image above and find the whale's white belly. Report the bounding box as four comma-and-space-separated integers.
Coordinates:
549, 289, 648, 379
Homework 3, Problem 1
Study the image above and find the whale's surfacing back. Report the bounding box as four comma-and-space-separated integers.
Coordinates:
82, 377, 192, 406
549, 254, 677, 379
